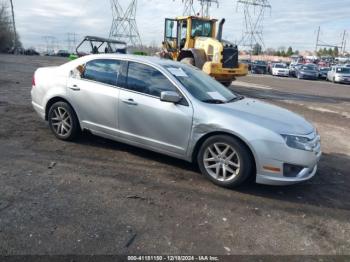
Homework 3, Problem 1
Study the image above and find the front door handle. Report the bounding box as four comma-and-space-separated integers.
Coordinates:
69, 85, 80, 91
121, 98, 138, 106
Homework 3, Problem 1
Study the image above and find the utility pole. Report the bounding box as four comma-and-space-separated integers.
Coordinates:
9, 0, 17, 53
340, 30, 347, 55
315, 26, 320, 54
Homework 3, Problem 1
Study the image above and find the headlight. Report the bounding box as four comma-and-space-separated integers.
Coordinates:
281, 134, 313, 151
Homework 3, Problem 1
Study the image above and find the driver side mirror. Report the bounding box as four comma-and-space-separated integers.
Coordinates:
160, 91, 182, 104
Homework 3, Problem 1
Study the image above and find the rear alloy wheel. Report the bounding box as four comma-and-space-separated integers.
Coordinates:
48, 101, 80, 141
197, 135, 254, 188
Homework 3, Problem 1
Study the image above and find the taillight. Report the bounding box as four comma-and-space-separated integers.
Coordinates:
32, 74, 36, 87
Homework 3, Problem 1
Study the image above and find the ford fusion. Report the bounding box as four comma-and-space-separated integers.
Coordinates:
31, 54, 322, 188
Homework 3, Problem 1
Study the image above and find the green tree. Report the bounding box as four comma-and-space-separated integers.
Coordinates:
0, 2, 21, 52
286, 46, 293, 56
334, 46, 339, 57
328, 48, 333, 56
252, 43, 262, 55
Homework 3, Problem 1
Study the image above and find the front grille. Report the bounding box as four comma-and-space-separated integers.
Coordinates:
222, 46, 238, 69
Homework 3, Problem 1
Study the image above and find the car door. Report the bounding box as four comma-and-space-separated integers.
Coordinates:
117, 61, 193, 156
67, 59, 121, 135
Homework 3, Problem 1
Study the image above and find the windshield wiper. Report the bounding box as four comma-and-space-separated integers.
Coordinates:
227, 95, 245, 103
202, 99, 226, 104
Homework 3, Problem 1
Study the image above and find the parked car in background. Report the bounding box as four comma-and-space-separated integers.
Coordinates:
272, 63, 289, 77
295, 64, 319, 80
318, 67, 330, 79
56, 50, 70, 57
31, 54, 321, 188
289, 63, 303, 77
344, 64, 350, 68
327, 66, 350, 84
239, 59, 252, 71
251, 60, 268, 74
24, 49, 40, 56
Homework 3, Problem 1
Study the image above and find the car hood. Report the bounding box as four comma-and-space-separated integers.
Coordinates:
218, 98, 314, 135
300, 70, 318, 74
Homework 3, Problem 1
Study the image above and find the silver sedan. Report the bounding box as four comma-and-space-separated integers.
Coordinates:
31, 54, 321, 188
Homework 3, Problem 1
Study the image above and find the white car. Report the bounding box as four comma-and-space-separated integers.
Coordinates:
272, 63, 290, 77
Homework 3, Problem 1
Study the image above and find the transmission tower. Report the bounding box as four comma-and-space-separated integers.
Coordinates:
236, 0, 271, 52
178, 0, 196, 16
109, 0, 142, 47
199, 0, 219, 17
176, 0, 219, 17
66, 33, 77, 53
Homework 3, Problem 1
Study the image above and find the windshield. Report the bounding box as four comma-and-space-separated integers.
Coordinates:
191, 19, 213, 37
165, 64, 238, 103
320, 68, 330, 72
254, 61, 267, 65
336, 67, 350, 73
301, 65, 317, 71
275, 64, 287, 68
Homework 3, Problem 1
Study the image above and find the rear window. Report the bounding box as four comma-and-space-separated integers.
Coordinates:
83, 59, 120, 86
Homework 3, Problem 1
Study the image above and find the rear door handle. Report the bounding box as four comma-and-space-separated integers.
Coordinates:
69, 85, 80, 91
122, 98, 138, 106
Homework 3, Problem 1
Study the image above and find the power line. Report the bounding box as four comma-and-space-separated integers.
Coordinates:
315, 26, 346, 55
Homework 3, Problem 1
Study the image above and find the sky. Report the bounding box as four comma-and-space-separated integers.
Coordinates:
10, 0, 350, 52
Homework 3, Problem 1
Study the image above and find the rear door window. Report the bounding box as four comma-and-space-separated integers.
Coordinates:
126, 62, 177, 97
83, 59, 121, 86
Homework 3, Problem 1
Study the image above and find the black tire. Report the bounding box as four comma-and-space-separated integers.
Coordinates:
221, 81, 232, 87
180, 57, 195, 66
197, 135, 254, 188
48, 101, 80, 141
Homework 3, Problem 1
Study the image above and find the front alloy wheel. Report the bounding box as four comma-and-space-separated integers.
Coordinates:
198, 135, 254, 188
203, 143, 240, 182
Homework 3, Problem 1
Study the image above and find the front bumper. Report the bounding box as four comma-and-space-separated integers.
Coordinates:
252, 135, 322, 186
202, 62, 248, 81
299, 74, 318, 80
274, 71, 289, 76
335, 77, 350, 84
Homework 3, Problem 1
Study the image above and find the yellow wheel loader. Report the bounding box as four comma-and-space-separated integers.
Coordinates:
162, 16, 248, 86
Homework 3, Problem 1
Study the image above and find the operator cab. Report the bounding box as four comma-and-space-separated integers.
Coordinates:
164, 16, 217, 51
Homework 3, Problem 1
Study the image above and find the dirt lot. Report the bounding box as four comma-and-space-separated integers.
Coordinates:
0, 54, 349, 255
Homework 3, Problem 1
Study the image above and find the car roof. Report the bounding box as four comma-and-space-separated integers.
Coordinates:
61, 54, 185, 71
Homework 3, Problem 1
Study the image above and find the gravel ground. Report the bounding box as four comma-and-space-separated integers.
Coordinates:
0, 54, 349, 256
